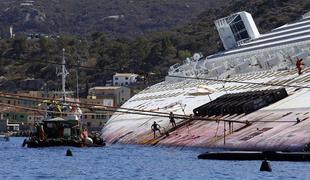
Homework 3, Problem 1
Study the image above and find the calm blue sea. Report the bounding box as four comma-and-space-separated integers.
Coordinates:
0, 138, 309, 180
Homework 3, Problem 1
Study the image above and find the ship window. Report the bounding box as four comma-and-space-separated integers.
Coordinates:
91, 115, 95, 119
84, 115, 88, 119
234, 15, 241, 22
239, 30, 249, 39
229, 14, 249, 42
125, 77, 129, 80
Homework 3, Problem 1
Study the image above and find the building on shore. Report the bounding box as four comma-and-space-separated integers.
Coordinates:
0, 105, 44, 132
0, 119, 20, 132
79, 86, 132, 131
82, 111, 112, 132
0, 85, 131, 132
0, 107, 21, 132
113, 73, 139, 86
18, 90, 74, 99
0, 90, 75, 109
87, 86, 131, 107
0, 95, 37, 108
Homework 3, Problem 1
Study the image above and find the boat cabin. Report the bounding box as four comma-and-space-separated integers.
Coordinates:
38, 117, 80, 139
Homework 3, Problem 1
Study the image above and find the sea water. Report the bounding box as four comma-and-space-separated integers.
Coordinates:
0, 138, 309, 180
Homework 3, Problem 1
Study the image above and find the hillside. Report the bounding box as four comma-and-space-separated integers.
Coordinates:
173, 0, 310, 54
0, 0, 225, 37
0, 0, 310, 94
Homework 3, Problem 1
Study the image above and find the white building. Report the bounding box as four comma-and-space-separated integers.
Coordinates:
113, 73, 138, 86
215, 11, 260, 50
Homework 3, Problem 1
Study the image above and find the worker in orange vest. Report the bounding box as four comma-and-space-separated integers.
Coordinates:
296, 58, 304, 75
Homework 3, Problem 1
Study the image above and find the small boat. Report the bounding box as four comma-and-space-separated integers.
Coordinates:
22, 117, 105, 148
22, 49, 105, 148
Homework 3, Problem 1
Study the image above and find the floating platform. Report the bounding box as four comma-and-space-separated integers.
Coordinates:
198, 151, 310, 161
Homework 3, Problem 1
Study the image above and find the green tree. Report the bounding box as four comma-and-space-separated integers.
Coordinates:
178, 50, 191, 60
39, 37, 51, 54
12, 37, 27, 57
129, 37, 151, 73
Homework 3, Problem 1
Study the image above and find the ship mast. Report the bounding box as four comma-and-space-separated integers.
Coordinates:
57, 48, 69, 102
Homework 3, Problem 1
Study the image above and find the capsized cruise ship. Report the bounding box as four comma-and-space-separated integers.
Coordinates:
102, 11, 310, 151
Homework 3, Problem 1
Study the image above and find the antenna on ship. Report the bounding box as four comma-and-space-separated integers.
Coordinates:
56, 48, 69, 102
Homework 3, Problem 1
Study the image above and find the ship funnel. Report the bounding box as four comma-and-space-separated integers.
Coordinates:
215, 11, 260, 50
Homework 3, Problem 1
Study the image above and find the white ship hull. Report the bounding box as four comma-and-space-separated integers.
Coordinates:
102, 12, 310, 151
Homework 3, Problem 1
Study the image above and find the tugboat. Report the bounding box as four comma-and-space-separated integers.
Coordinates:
23, 116, 105, 148
23, 49, 105, 148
